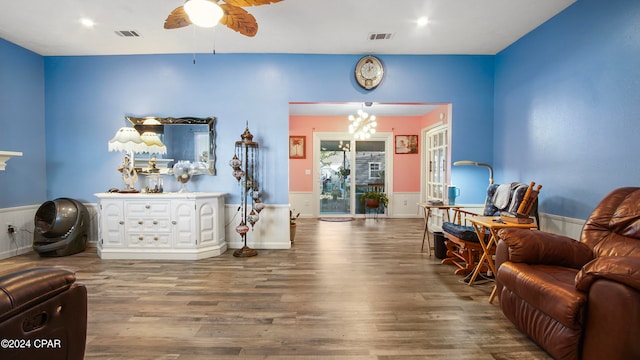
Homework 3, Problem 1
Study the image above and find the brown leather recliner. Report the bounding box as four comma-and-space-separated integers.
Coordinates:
495, 187, 640, 360
0, 267, 87, 360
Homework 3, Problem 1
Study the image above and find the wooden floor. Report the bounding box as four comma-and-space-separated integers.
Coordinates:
0, 218, 551, 359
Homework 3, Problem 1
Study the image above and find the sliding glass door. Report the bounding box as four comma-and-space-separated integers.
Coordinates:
316, 134, 389, 217
319, 139, 351, 216
354, 140, 386, 215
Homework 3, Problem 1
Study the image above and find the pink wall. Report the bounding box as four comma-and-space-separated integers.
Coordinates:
289, 106, 448, 193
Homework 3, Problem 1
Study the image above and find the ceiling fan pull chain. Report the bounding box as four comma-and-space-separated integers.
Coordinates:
212, 26, 217, 55
192, 25, 197, 64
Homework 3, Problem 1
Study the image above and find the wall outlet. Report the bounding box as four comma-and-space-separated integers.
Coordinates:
7, 224, 16, 234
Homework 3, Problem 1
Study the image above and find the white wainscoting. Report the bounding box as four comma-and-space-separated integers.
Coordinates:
0, 203, 99, 260
0, 201, 585, 260
539, 212, 585, 240
288, 192, 314, 218
390, 192, 422, 218
425, 204, 485, 233
289, 191, 423, 218
0, 205, 38, 259
224, 203, 291, 250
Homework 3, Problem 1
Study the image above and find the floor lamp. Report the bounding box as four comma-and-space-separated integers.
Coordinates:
453, 160, 494, 185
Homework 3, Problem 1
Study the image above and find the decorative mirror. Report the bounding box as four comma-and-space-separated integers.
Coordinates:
126, 116, 217, 175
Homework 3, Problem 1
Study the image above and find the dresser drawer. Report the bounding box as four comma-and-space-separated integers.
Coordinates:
127, 233, 171, 248
126, 201, 171, 217
126, 217, 172, 233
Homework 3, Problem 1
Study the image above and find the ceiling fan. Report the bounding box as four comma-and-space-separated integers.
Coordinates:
164, 0, 283, 37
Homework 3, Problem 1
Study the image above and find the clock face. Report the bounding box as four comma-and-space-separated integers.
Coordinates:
355, 56, 384, 90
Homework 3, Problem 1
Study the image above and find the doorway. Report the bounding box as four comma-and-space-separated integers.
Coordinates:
288, 102, 450, 219
314, 132, 391, 217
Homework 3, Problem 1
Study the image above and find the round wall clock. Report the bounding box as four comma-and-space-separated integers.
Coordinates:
355, 55, 384, 90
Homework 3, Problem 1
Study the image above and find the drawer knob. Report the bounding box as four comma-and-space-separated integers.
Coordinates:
119, 221, 124, 225
138, 236, 143, 240
172, 221, 177, 225
153, 220, 158, 225
154, 237, 159, 241
138, 220, 144, 225
145, 204, 151, 209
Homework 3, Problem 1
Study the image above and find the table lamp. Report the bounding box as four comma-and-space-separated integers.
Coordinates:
108, 127, 146, 192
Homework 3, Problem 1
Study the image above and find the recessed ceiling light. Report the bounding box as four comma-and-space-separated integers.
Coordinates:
417, 17, 429, 27
80, 18, 95, 27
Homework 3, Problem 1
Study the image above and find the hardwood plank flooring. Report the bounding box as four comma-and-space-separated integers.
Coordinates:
0, 218, 551, 359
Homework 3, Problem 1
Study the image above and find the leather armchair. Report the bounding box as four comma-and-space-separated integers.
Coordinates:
0, 267, 87, 360
495, 187, 640, 360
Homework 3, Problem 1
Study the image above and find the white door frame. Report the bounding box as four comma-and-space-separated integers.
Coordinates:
313, 132, 394, 218
420, 121, 451, 203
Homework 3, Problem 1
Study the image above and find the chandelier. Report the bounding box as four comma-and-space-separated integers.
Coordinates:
348, 107, 377, 140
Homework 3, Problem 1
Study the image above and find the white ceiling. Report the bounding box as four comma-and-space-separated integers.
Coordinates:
0, 0, 575, 57
1, 0, 575, 117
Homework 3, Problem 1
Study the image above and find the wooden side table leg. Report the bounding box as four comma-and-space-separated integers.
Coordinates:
421, 208, 431, 255
489, 285, 497, 303
467, 223, 488, 285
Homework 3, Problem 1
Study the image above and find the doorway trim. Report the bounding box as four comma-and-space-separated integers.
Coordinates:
313, 132, 394, 218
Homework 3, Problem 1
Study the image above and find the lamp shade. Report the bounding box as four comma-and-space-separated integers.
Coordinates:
108, 127, 146, 153
453, 160, 494, 184
184, 0, 224, 28
141, 131, 167, 155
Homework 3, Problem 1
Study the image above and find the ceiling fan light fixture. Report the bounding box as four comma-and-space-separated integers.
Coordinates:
184, 0, 224, 28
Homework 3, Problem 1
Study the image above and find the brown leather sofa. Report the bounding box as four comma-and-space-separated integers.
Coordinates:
495, 187, 640, 360
0, 267, 87, 360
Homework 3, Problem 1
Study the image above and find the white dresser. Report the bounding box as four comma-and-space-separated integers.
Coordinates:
95, 192, 226, 260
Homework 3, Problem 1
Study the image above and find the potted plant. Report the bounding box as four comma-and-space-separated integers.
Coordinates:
290, 208, 300, 243
331, 185, 341, 200
338, 166, 350, 178
360, 190, 389, 209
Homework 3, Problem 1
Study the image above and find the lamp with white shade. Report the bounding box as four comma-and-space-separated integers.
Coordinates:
108, 127, 147, 192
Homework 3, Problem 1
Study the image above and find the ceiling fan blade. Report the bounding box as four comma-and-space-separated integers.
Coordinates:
164, 6, 192, 29
220, 4, 258, 37
224, 0, 283, 7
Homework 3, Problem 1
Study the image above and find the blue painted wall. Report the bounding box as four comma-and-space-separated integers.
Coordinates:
42, 54, 495, 205
9, 0, 635, 219
0, 39, 46, 208
494, 0, 640, 219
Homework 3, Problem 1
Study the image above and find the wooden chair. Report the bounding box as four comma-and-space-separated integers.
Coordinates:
442, 182, 541, 276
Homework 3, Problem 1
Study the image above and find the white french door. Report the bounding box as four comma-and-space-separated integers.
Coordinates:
423, 124, 449, 202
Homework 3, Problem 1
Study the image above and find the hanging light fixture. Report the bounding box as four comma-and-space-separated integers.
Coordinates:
348, 104, 377, 140
184, 0, 224, 28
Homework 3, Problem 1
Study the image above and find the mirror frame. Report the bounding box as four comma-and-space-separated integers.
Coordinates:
126, 116, 217, 175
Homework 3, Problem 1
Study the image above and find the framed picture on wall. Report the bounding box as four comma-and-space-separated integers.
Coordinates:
289, 136, 306, 159
395, 135, 418, 154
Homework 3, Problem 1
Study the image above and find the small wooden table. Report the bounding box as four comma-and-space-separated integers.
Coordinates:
466, 216, 537, 301
418, 203, 462, 255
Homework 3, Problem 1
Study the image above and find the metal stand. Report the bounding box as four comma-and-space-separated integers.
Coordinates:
229, 125, 264, 258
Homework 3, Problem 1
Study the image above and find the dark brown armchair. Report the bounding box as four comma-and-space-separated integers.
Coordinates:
0, 267, 87, 360
495, 187, 640, 360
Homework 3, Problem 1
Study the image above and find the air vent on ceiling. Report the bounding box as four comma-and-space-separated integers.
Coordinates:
115, 30, 141, 37
368, 32, 393, 41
